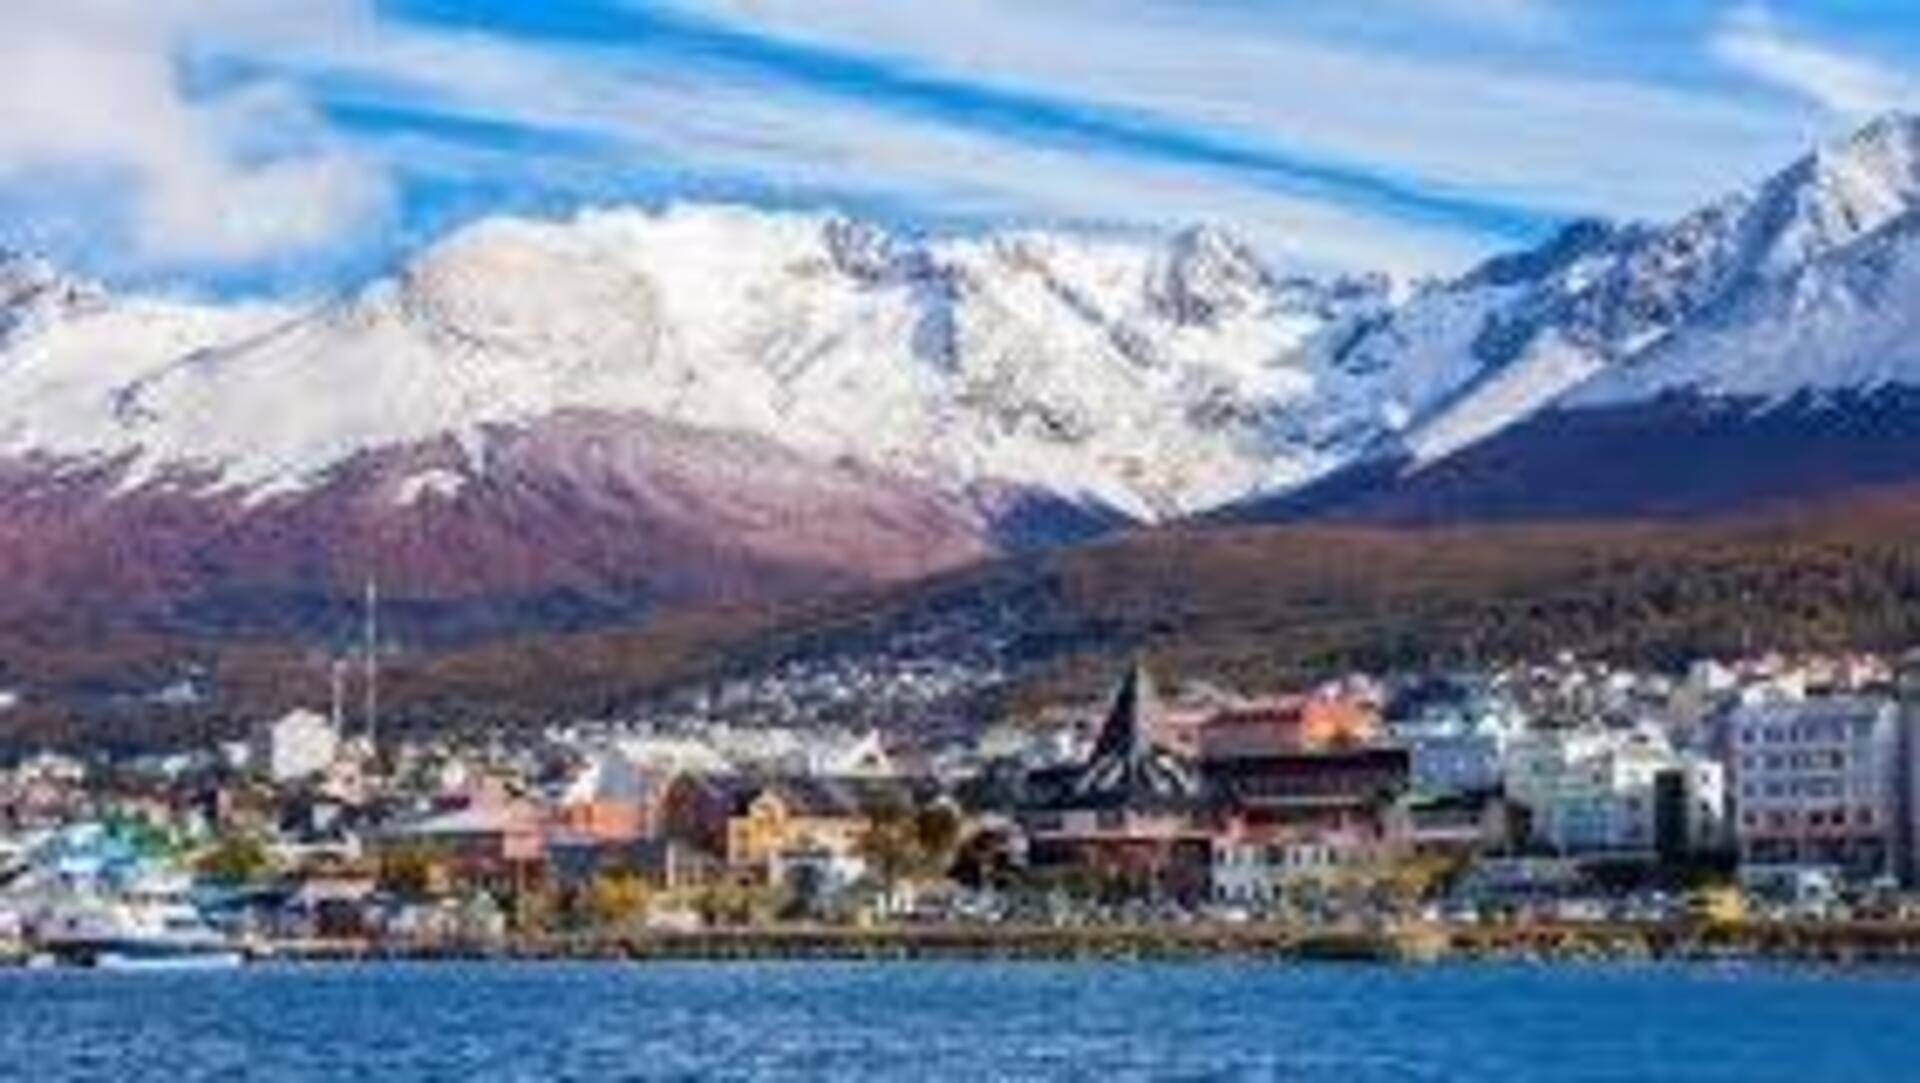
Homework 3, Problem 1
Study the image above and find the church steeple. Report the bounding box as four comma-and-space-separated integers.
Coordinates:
1070, 660, 1198, 807
1089, 658, 1159, 763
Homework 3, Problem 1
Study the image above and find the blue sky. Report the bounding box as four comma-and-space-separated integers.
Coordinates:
1, 1, 1916, 295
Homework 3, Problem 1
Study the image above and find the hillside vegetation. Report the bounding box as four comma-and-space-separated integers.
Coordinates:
12, 488, 1920, 751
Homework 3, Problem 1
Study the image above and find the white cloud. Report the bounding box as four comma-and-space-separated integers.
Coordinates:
1712, 5, 1913, 118
1398, 0, 1557, 33
0, 0, 1877, 287
0, 1, 391, 269
664, 0, 1797, 222
249, 0, 1808, 276
249, 16, 1495, 275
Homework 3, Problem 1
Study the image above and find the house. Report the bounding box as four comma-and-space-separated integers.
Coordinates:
1211, 825, 1392, 910
655, 773, 765, 861
251, 709, 339, 785
372, 800, 545, 889
1198, 693, 1410, 906
1019, 663, 1212, 902
549, 749, 654, 843
724, 776, 938, 871
725, 780, 872, 871
1393, 790, 1519, 860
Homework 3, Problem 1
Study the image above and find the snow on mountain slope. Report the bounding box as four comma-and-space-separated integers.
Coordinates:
13, 113, 1920, 566
1291, 113, 1920, 482
0, 208, 1391, 521
1569, 115, 1920, 407
1227, 112, 1920, 525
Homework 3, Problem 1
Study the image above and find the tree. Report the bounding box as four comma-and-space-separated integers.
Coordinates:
587, 871, 651, 929
857, 801, 920, 900
197, 834, 272, 886
952, 829, 1020, 891
1385, 853, 1470, 914
912, 804, 964, 879
507, 877, 561, 935
378, 846, 443, 901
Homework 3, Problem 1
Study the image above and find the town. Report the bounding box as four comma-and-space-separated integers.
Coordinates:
7, 645, 1920, 966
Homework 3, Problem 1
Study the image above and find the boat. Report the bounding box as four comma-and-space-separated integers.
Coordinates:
34, 874, 244, 970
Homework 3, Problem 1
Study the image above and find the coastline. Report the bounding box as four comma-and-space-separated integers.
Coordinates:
131, 921, 1920, 968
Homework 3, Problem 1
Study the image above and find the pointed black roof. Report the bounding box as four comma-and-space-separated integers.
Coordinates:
1052, 661, 1200, 811
1087, 659, 1158, 764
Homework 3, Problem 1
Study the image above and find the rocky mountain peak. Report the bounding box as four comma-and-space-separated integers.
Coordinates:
0, 251, 106, 344
1153, 224, 1275, 325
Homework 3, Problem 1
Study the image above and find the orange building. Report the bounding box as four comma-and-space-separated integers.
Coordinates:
1198, 696, 1381, 761
549, 751, 657, 843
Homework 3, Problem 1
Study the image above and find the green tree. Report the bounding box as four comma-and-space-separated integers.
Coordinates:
912, 804, 964, 879
587, 871, 651, 929
378, 846, 443, 901
857, 801, 920, 900
197, 834, 272, 886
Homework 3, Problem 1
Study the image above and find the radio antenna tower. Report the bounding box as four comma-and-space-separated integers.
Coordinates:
330, 657, 347, 733
364, 577, 380, 751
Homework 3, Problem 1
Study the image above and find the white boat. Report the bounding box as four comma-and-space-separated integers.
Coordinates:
34, 875, 244, 970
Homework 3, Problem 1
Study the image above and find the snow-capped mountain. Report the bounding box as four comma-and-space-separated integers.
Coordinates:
1243, 112, 1920, 521
0, 208, 1406, 638
11, 114, 1920, 643
0, 209, 1390, 521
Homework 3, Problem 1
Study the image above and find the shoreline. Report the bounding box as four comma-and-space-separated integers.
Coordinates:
159, 921, 1920, 968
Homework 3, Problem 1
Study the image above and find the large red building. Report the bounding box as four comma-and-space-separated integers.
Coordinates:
1019, 663, 1213, 901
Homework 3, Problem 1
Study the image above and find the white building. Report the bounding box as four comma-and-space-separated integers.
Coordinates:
1211, 829, 1384, 909
252, 709, 340, 784
1387, 682, 1526, 797
1504, 726, 1724, 857
613, 734, 732, 776
1729, 695, 1908, 885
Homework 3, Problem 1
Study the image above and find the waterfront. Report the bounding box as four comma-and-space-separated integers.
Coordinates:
1, 962, 1917, 1081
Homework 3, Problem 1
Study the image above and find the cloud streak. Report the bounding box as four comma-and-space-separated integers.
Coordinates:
1712, 5, 1914, 118
0, 1, 1906, 291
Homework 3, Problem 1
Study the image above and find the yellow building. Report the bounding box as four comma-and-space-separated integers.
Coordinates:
724, 782, 874, 872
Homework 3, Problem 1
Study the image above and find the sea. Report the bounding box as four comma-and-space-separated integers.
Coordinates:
0, 961, 1913, 1081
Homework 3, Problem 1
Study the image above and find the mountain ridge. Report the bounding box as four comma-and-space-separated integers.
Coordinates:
8, 115, 1920, 725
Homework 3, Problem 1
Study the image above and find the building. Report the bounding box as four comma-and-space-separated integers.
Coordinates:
1729, 695, 1909, 885
1504, 726, 1724, 859
1198, 695, 1380, 761
717, 775, 943, 909
1200, 701, 1408, 840
372, 800, 545, 888
1394, 791, 1518, 861
1197, 688, 1409, 906
1210, 826, 1393, 910
251, 709, 340, 785
1384, 677, 1525, 797
1019, 664, 1212, 901
725, 780, 877, 871
655, 773, 765, 862
549, 750, 653, 843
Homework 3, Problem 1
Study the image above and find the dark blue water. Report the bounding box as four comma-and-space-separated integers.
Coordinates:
0, 962, 1914, 1081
